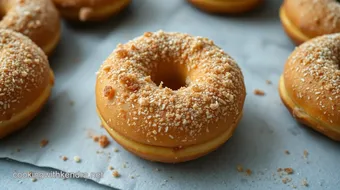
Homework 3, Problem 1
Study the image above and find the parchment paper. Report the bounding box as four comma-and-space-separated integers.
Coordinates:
1, 0, 340, 189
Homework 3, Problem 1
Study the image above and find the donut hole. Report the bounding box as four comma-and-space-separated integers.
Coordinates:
151, 62, 188, 90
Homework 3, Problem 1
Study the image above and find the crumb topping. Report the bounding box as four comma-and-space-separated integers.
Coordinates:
0, 0, 60, 48
285, 34, 340, 125
285, 0, 340, 36
0, 29, 51, 121
97, 31, 246, 145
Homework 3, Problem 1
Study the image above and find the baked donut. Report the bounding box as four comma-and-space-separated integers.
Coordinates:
0, 0, 61, 55
188, 0, 263, 14
52, 0, 131, 21
279, 34, 340, 141
0, 29, 54, 139
96, 31, 246, 163
280, 0, 340, 45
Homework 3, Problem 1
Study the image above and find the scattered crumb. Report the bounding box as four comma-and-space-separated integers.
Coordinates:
69, 101, 75, 106
277, 168, 283, 172
99, 135, 110, 148
16, 148, 21, 152
112, 170, 120, 178
61, 156, 68, 161
113, 148, 119, 152
292, 185, 297, 189
304, 150, 309, 158
284, 168, 294, 175
284, 150, 290, 155
31, 178, 37, 182
246, 169, 252, 176
236, 165, 244, 172
302, 179, 309, 187
93, 136, 99, 142
40, 139, 49, 148
254, 89, 265, 96
282, 177, 292, 184
108, 166, 114, 170
154, 168, 160, 172
266, 80, 272, 85
73, 156, 81, 163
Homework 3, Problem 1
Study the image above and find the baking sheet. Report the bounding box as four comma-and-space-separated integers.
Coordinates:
1, 0, 340, 189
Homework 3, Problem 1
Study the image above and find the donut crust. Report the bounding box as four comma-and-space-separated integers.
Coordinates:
96, 31, 246, 162
280, 0, 340, 45
0, 0, 61, 55
53, 0, 131, 21
0, 29, 54, 139
99, 109, 241, 163
279, 34, 340, 141
188, 0, 263, 14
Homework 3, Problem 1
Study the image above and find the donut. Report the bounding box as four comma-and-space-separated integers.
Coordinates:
280, 0, 340, 45
188, 0, 263, 14
52, 0, 131, 21
279, 34, 340, 141
96, 31, 246, 163
0, 0, 61, 55
0, 29, 54, 139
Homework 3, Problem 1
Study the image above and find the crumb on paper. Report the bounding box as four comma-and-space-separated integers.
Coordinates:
40, 139, 49, 148
246, 169, 252, 176
73, 156, 81, 163
31, 178, 37, 182
154, 168, 160, 172
304, 150, 309, 158
284, 150, 290, 155
284, 168, 294, 174
61, 156, 68, 161
236, 165, 244, 172
277, 168, 283, 172
254, 89, 265, 96
282, 177, 292, 184
16, 148, 21, 152
69, 101, 75, 106
108, 166, 114, 170
266, 80, 272, 85
99, 135, 110, 148
93, 136, 99, 142
114, 148, 119, 152
302, 179, 308, 187
112, 170, 120, 178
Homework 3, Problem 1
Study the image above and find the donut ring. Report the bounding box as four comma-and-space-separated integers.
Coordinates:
0, 0, 61, 55
188, 0, 263, 14
52, 0, 131, 21
96, 31, 246, 163
0, 29, 54, 139
279, 34, 340, 141
280, 0, 340, 45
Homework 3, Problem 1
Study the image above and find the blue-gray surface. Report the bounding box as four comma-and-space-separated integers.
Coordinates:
1, 0, 340, 189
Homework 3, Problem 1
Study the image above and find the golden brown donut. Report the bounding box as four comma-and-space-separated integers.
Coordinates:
188, 0, 263, 14
280, 0, 340, 45
52, 0, 131, 21
96, 31, 246, 163
279, 34, 340, 141
0, 29, 54, 139
0, 0, 61, 55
